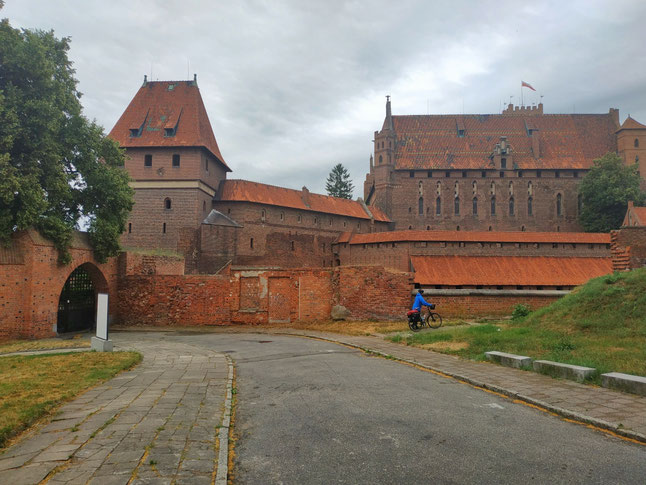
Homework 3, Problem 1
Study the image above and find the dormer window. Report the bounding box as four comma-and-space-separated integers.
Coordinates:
164, 128, 175, 137
457, 129, 465, 137
129, 128, 141, 137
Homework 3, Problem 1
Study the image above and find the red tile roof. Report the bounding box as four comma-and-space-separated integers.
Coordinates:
617, 116, 646, 131
624, 203, 646, 226
218, 180, 391, 221
343, 230, 610, 245
390, 112, 618, 170
109, 80, 229, 170
411, 255, 612, 286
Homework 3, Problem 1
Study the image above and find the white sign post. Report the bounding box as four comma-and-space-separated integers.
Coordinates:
91, 293, 113, 352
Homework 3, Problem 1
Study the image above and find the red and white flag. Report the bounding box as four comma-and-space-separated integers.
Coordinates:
521, 81, 536, 91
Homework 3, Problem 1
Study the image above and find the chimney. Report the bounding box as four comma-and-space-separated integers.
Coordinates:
143, 74, 148, 87
609, 108, 620, 128
301, 186, 311, 207
531, 130, 540, 159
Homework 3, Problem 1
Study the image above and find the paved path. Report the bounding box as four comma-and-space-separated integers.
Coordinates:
271, 328, 646, 443
0, 335, 232, 485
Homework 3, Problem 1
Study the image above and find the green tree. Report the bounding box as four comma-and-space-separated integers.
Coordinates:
325, 163, 355, 199
578, 152, 646, 232
0, 16, 133, 263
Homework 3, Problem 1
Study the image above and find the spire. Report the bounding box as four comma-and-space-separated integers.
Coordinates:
382, 95, 393, 131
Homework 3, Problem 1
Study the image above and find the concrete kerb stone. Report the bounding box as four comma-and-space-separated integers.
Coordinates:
286, 333, 646, 445
215, 357, 234, 485
602, 372, 646, 397
485, 351, 533, 369
533, 360, 596, 383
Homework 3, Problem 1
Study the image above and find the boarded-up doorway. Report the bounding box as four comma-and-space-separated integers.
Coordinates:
268, 277, 291, 323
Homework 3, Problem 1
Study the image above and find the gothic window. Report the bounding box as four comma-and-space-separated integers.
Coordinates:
521, 225, 526, 231
205, 159, 209, 172
172, 154, 180, 167
473, 197, 478, 215
528, 197, 533, 216
250, 238, 254, 249
291, 241, 295, 251
379, 155, 383, 164
280, 211, 284, 221
297, 214, 302, 223
203, 201, 206, 211
556, 193, 562, 216
472, 180, 477, 194
162, 223, 166, 234
508, 181, 514, 196
418, 197, 424, 215
491, 196, 496, 215
509, 197, 515, 216
128, 223, 132, 234
261, 209, 266, 221
436, 197, 441, 215
408, 207, 412, 213
528, 181, 533, 196
454, 197, 460, 215
635, 138, 640, 148
164, 198, 171, 210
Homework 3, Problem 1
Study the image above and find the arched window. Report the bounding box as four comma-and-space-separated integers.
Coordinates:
280, 211, 284, 221
379, 155, 383, 164
164, 198, 171, 210
556, 193, 562, 216
418, 197, 424, 215
261, 209, 266, 221
491, 196, 496, 215
635, 138, 639, 148
521, 225, 526, 231
436, 197, 441, 215
509, 197, 515, 216
528, 196, 533, 216
454, 197, 460, 215
472, 197, 478, 215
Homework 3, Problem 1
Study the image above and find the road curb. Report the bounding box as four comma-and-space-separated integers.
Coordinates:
294, 333, 646, 446
216, 356, 235, 485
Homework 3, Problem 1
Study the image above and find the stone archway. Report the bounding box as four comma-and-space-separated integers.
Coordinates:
57, 262, 109, 334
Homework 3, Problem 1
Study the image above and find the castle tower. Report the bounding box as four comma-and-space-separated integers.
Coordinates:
109, 75, 231, 250
365, 96, 397, 216
616, 116, 646, 182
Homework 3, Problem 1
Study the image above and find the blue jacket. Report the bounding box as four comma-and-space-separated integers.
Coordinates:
412, 292, 432, 311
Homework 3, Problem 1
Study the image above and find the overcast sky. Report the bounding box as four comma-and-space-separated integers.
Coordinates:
3, 0, 646, 197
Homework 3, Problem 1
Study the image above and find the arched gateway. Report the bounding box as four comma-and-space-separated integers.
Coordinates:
57, 262, 109, 334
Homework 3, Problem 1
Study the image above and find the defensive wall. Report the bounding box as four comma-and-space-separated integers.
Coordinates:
0, 230, 118, 340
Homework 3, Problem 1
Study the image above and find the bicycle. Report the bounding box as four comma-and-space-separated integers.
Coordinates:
406, 305, 443, 332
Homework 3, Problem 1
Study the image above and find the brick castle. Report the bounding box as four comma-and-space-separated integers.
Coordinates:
2, 76, 645, 339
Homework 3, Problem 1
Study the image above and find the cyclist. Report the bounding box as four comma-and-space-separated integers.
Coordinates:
409, 289, 433, 327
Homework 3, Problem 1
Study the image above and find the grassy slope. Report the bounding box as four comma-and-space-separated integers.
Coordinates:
389, 268, 646, 379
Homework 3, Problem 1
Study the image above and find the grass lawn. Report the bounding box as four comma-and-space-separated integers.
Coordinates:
0, 351, 141, 449
0, 336, 90, 355
388, 269, 646, 381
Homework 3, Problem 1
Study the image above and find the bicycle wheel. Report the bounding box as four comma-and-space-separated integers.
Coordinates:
408, 319, 421, 332
426, 312, 443, 329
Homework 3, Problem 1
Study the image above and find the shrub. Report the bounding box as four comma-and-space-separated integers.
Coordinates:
511, 303, 531, 320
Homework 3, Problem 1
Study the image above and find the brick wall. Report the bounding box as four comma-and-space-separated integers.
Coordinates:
611, 226, 646, 270
372, 169, 585, 232
423, 291, 560, 318
116, 268, 334, 327
211, 202, 388, 269
335, 238, 610, 272
119, 251, 185, 276
333, 266, 413, 320
0, 230, 118, 340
